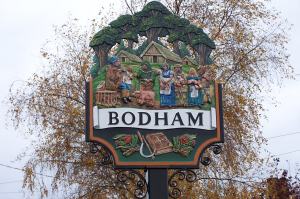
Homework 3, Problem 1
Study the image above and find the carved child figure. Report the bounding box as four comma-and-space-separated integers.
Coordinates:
120, 67, 134, 103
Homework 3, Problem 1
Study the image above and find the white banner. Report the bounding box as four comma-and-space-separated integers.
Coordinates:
93, 107, 216, 130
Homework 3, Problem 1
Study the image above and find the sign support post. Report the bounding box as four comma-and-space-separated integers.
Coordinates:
148, 169, 168, 199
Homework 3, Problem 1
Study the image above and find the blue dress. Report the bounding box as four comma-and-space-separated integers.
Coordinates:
160, 70, 176, 106
187, 76, 203, 106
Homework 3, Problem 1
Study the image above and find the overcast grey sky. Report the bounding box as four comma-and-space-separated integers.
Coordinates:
0, 0, 299, 198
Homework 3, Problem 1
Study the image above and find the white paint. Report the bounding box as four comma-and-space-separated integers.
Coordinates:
211, 107, 217, 128
93, 107, 216, 130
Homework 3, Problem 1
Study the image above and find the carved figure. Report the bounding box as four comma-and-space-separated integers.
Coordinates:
120, 67, 133, 103
198, 66, 212, 104
160, 63, 175, 106
136, 61, 155, 91
105, 56, 122, 91
187, 68, 203, 106
173, 64, 187, 106
135, 61, 156, 107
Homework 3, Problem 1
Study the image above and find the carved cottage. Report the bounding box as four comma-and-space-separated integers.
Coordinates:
140, 41, 182, 65
117, 50, 142, 63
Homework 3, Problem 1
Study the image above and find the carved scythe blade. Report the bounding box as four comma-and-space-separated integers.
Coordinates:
137, 131, 155, 159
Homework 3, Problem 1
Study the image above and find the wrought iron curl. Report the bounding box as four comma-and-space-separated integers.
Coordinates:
200, 144, 222, 166
89, 142, 113, 165
116, 169, 148, 199
168, 169, 197, 198
211, 144, 222, 155
200, 156, 211, 166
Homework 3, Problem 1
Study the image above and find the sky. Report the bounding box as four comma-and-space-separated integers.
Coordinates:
261, 0, 300, 177
0, 0, 299, 198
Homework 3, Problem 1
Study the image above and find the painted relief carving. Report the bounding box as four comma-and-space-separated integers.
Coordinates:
86, 1, 223, 168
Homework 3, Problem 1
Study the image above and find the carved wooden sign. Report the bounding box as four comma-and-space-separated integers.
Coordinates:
85, 1, 223, 168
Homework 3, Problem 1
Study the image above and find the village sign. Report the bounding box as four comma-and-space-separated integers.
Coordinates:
85, 1, 224, 168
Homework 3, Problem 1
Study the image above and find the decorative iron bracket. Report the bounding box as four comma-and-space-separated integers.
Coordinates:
168, 169, 197, 198
200, 144, 222, 166
116, 169, 148, 199
89, 142, 113, 165
89, 142, 222, 199
90, 143, 148, 198
168, 144, 222, 198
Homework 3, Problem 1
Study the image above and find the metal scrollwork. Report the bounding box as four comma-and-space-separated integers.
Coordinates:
89, 142, 113, 165
90, 142, 99, 154
211, 144, 222, 155
117, 170, 148, 199
168, 169, 197, 198
200, 144, 222, 166
200, 156, 211, 166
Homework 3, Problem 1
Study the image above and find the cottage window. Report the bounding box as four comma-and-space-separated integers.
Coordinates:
153, 56, 158, 63
122, 57, 126, 62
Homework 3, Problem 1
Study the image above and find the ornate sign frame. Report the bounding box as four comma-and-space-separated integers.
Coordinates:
85, 1, 224, 169
86, 80, 223, 168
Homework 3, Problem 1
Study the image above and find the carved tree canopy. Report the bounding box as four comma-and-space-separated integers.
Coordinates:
109, 14, 138, 44
90, 26, 119, 48
90, 27, 120, 67
90, 1, 215, 67
136, 1, 172, 17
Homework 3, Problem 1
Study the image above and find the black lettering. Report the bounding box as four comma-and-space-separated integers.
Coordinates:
138, 112, 151, 125
108, 112, 119, 125
171, 112, 184, 126
187, 112, 203, 126
122, 112, 135, 125
155, 112, 168, 126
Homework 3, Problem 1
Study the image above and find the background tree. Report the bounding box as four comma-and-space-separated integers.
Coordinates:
7, 0, 294, 198
161, 0, 293, 197
7, 18, 138, 199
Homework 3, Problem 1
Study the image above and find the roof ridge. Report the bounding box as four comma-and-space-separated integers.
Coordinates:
141, 41, 182, 63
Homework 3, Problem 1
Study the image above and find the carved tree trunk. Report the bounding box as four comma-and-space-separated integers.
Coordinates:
127, 40, 134, 49
173, 41, 180, 57
146, 28, 161, 44
94, 45, 111, 68
194, 44, 212, 65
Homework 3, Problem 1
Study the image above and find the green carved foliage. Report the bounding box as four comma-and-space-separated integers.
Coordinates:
165, 14, 190, 29
185, 24, 204, 35
123, 31, 138, 42
89, 1, 215, 64
190, 34, 216, 49
191, 34, 216, 49
139, 16, 167, 30
168, 31, 187, 43
138, 1, 171, 17
110, 14, 138, 43
182, 24, 216, 49
109, 14, 136, 28
89, 26, 119, 48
